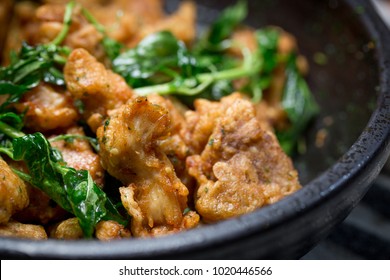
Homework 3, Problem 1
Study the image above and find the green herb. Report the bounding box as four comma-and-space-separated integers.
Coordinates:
112, 31, 197, 88
133, 47, 261, 97
183, 207, 191, 215
3, 132, 126, 238
81, 6, 124, 61
276, 55, 319, 155
0, 112, 24, 137
0, 2, 126, 235
255, 28, 280, 74
108, 2, 283, 106
94, 2, 250, 105
0, 111, 125, 238
194, 0, 247, 54
0, 1, 75, 112
241, 27, 280, 103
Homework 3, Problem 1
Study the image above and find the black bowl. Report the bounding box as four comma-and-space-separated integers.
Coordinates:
1, 0, 390, 259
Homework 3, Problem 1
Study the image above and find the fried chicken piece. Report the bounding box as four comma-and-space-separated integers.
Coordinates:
35, 3, 105, 58
0, 221, 47, 239
2, 1, 39, 64
146, 95, 194, 189
13, 83, 79, 132
186, 94, 301, 222
95, 220, 131, 240
183, 93, 247, 154
13, 185, 68, 225
137, 1, 196, 46
38, 0, 192, 49
0, 158, 29, 224
118, 0, 164, 25
98, 97, 199, 237
229, 27, 258, 57
64, 48, 133, 132
78, 0, 163, 46
254, 100, 288, 132
120, 185, 199, 237
50, 126, 105, 187
50, 217, 83, 239
3, 2, 105, 61
4, 0, 195, 64
50, 218, 131, 240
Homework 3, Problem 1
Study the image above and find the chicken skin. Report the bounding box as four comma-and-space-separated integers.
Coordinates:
95, 220, 131, 240
0, 158, 29, 224
64, 48, 133, 132
50, 126, 105, 187
13, 83, 78, 132
186, 94, 301, 222
0, 221, 47, 239
97, 97, 199, 237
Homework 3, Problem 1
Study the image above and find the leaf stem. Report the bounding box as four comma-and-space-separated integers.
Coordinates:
0, 147, 13, 159
134, 48, 261, 96
81, 6, 106, 34
11, 168, 32, 183
50, 1, 75, 46
49, 134, 100, 152
0, 121, 25, 139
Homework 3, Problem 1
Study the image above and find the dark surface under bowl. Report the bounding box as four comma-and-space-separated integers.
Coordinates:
1, 0, 390, 259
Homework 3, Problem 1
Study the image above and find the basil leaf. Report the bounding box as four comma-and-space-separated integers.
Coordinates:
277, 55, 319, 155
62, 169, 106, 238
12, 133, 72, 213
113, 31, 197, 87
195, 0, 247, 54
0, 1, 76, 113
0, 112, 24, 131
256, 27, 280, 74
12, 132, 126, 237
102, 36, 124, 62
0, 82, 28, 111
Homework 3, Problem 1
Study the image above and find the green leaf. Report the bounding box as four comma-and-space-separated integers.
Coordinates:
101, 36, 124, 61
113, 31, 197, 88
43, 67, 66, 86
0, 1, 75, 113
11, 133, 126, 237
13, 134, 72, 211
0, 112, 24, 131
255, 27, 280, 73
62, 169, 106, 238
195, 0, 248, 54
277, 55, 319, 155
134, 47, 261, 98
81, 5, 125, 61
0, 82, 28, 111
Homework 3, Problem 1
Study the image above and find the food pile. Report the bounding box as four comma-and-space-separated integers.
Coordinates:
0, 0, 317, 239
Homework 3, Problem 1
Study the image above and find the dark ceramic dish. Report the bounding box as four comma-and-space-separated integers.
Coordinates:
1, 0, 390, 259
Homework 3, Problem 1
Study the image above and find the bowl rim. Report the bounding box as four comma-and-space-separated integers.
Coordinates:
1, 0, 390, 259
